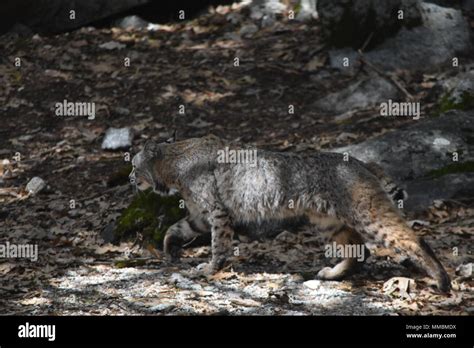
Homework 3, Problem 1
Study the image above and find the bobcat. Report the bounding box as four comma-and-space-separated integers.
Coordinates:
129, 134, 451, 292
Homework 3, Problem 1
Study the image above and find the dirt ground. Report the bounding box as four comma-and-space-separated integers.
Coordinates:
0, 3, 473, 315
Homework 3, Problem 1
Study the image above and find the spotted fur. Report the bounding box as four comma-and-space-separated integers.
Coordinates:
130, 135, 450, 292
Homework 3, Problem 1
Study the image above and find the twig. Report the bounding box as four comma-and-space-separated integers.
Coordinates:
358, 49, 414, 101
360, 32, 374, 52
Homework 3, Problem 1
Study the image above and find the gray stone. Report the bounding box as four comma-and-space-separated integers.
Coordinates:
101, 128, 133, 150
335, 110, 473, 180
437, 70, 474, 104
26, 176, 46, 195
12, 0, 150, 34
239, 23, 259, 37
365, 2, 472, 71
334, 110, 474, 211
114, 15, 149, 30
328, 3, 472, 72
462, 0, 474, 11
455, 263, 473, 278
251, 0, 287, 16
318, 0, 422, 48
314, 75, 399, 114
404, 173, 474, 212
328, 48, 360, 71
99, 41, 126, 50
296, 0, 318, 21
114, 107, 131, 116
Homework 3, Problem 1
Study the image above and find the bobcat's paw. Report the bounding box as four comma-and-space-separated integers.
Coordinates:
196, 258, 230, 275
196, 262, 215, 275
317, 266, 349, 281
317, 267, 338, 280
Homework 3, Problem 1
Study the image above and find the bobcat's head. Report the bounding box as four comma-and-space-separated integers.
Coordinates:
129, 133, 176, 195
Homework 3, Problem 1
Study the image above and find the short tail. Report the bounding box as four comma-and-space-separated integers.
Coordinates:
364, 203, 451, 292
350, 179, 451, 292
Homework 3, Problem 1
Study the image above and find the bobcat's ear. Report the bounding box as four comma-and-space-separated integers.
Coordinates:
166, 130, 177, 144
143, 140, 160, 154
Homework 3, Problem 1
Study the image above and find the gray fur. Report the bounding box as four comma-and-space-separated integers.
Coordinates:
130, 135, 450, 292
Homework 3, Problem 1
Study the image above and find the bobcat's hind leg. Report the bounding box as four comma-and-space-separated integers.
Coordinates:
317, 225, 369, 280
308, 214, 369, 280
163, 217, 204, 262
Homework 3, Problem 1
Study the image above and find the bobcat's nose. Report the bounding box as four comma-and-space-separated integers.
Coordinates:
134, 177, 151, 191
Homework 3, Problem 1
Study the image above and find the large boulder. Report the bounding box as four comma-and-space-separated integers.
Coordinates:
334, 110, 474, 212
328, 2, 472, 72
1, 0, 149, 34
313, 75, 400, 115
318, 0, 422, 48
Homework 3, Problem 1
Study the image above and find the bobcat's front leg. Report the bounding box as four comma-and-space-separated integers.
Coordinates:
208, 203, 234, 272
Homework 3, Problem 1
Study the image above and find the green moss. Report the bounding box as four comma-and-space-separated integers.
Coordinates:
116, 190, 185, 246
435, 91, 474, 116
425, 161, 474, 179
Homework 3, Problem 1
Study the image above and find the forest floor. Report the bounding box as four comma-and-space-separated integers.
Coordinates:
0, 3, 473, 315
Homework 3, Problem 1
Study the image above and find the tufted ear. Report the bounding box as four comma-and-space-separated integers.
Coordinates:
165, 130, 177, 144
143, 139, 160, 155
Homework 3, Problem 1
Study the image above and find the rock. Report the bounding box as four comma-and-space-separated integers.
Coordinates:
4, 0, 150, 34
296, 0, 318, 21
303, 280, 322, 290
251, 0, 287, 17
335, 111, 474, 180
249, 0, 287, 27
368, 2, 471, 71
114, 15, 149, 30
239, 23, 259, 37
149, 303, 175, 312
48, 200, 66, 212
99, 41, 126, 50
318, 0, 422, 48
101, 128, 133, 150
334, 110, 474, 212
462, 0, 474, 11
404, 173, 474, 212
328, 48, 360, 71
329, 2, 472, 72
313, 75, 399, 114
169, 273, 202, 291
6, 23, 33, 37
455, 263, 473, 279
336, 132, 358, 143
435, 71, 474, 113
114, 107, 131, 116
26, 176, 46, 195
439, 71, 474, 102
